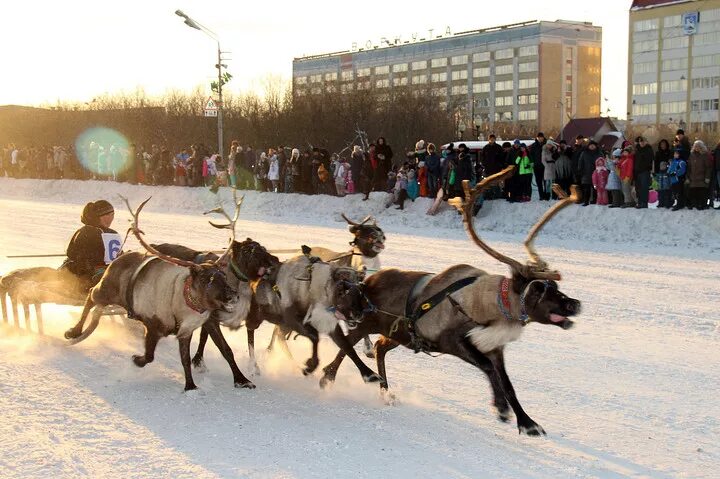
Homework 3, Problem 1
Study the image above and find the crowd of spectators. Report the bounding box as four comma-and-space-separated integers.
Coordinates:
3, 128, 719, 212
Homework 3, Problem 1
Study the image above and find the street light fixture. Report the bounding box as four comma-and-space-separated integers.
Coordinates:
175, 10, 225, 159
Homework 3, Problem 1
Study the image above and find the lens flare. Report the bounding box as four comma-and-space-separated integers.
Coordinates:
75, 127, 131, 177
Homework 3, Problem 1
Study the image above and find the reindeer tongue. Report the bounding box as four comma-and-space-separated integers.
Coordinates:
549, 313, 568, 323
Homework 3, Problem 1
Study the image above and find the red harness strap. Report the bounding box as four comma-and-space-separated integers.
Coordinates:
183, 276, 206, 314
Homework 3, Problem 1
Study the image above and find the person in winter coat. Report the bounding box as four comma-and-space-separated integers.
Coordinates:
675, 129, 691, 161
267, 151, 280, 192
60, 200, 120, 292
374, 137, 393, 191
285, 148, 300, 193
668, 149, 687, 211
654, 139, 672, 174
455, 143, 474, 199
655, 161, 672, 208
481, 134, 505, 200
417, 160, 428, 198
577, 141, 602, 206
360, 147, 374, 200
205, 154, 219, 187
619, 147, 636, 208
406, 167, 419, 201
570, 135, 586, 185
541, 140, 558, 200
606, 149, 623, 208
514, 142, 533, 202
592, 157, 609, 206
350, 146, 364, 193
255, 152, 268, 191
408, 140, 427, 169
554, 141, 574, 196
333, 156, 349, 196
633, 136, 654, 208
425, 143, 441, 198
685, 140, 712, 210
529, 132, 548, 200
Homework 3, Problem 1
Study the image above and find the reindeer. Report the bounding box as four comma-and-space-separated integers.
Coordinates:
64, 196, 256, 391
266, 213, 386, 357
318, 167, 582, 436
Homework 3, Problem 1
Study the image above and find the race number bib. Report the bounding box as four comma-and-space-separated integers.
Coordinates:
101, 233, 123, 264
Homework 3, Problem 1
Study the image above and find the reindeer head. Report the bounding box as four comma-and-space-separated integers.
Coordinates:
121, 195, 243, 313
229, 238, 280, 281
342, 214, 385, 257
331, 267, 371, 324
450, 171, 582, 329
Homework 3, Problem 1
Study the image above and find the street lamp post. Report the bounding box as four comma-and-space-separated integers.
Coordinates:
175, 10, 225, 159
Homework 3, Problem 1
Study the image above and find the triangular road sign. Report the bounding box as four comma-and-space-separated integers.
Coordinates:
204, 97, 218, 110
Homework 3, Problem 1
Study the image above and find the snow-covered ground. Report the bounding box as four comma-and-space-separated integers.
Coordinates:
1, 178, 718, 479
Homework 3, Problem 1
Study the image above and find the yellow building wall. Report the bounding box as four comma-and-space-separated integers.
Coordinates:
577, 46, 602, 118
539, 42, 563, 132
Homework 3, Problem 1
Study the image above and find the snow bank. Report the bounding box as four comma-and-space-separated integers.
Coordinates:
2, 177, 718, 252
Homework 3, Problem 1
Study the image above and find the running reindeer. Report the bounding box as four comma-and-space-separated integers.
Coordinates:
265, 213, 385, 357
319, 167, 582, 436
64, 196, 259, 391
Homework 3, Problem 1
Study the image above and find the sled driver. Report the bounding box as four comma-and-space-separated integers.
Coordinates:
59, 200, 122, 292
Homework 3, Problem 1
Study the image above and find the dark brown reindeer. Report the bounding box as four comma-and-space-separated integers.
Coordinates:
64, 197, 255, 391
319, 168, 582, 436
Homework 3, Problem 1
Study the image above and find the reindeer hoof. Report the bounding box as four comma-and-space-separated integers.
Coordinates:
363, 373, 383, 384
364, 349, 375, 359
235, 380, 256, 389
184, 383, 198, 391
303, 358, 319, 375
64, 328, 81, 340
518, 422, 546, 436
132, 355, 148, 367
192, 358, 207, 373
319, 375, 335, 389
497, 408, 512, 423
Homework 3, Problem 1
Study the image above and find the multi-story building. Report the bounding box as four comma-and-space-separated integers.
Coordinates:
293, 20, 602, 134
628, 0, 720, 134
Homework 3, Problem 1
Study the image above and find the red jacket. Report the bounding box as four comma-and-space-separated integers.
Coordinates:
619, 154, 634, 181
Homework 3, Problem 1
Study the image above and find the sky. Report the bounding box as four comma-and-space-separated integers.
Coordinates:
0, 0, 630, 118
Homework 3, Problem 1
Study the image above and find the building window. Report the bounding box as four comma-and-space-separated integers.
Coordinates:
375, 78, 389, 89
519, 61, 538, 73
495, 79, 513, 91
660, 79, 686, 93
393, 76, 408, 86
663, 15, 681, 28
633, 19, 659, 32
632, 82, 657, 95
325, 84, 336, 93
451, 55, 468, 65
295, 76, 307, 85
661, 101, 686, 114
473, 82, 490, 93
451, 85, 468, 95
695, 122, 718, 133
661, 58, 687, 71
432, 88, 446, 97
411, 60, 428, 70
431, 58, 447, 68
309, 74, 322, 83
632, 103, 657, 116
518, 110, 538, 121
392, 63, 408, 73
311, 86, 322, 95
518, 78, 538, 89
691, 76, 720, 89
495, 64, 514, 76
691, 99, 719, 111
374, 65, 390, 75
356, 68, 370, 77
566, 79, 573, 92
451, 70, 468, 81
473, 67, 490, 78
495, 48, 514, 60
495, 111, 513, 121
694, 54, 720, 68
431, 72, 447, 82
472, 52, 490, 62
700, 8, 720, 22
694, 31, 720, 46
634, 61, 657, 74
518, 45, 538, 57
633, 39, 659, 52
517, 94, 538, 105
340, 71, 353, 81
663, 36, 689, 50
340, 84, 353, 93
357, 81, 371, 90
495, 96, 513, 107
411, 74, 427, 84
324, 72, 337, 81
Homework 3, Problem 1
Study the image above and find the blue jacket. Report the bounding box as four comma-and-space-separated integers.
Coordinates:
667, 158, 686, 185
606, 158, 622, 190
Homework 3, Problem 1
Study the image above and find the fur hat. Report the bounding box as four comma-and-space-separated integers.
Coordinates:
415, 140, 426, 151
81, 200, 114, 226
612, 148, 622, 157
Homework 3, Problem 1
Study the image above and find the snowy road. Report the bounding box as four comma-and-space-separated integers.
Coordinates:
1, 183, 719, 479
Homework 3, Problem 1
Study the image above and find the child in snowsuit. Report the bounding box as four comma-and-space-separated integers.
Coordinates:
417, 161, 428, 197
668, 149, 687, 210
406, 168, 419, 201
606, 149, 623, 208
515, 146, 534, 202
655, 161, 672, 208
592, 157, 609, 205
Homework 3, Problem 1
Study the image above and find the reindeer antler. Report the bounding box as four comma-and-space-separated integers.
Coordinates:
204, 187, 244, 264
449, 168, 577, 280
120, 196, 197, 268
523, 184, 581, 270
341, 213, 373, 227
